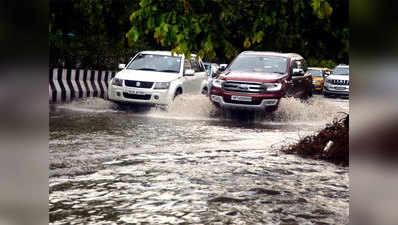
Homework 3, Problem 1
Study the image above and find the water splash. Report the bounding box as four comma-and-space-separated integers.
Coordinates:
54, 95, 348, 123
274, 97, 346, 122
153, 94, 219, 119
58, 98, 118, 113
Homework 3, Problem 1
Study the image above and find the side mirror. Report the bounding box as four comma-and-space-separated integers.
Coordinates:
118, 64, 126, 70
292, 68, 304, 76
184, 69, 195, 76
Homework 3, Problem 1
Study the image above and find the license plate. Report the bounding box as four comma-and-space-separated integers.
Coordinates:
231, 95, 252, 102
128, 90, 147, 95
335, 86, 345, 90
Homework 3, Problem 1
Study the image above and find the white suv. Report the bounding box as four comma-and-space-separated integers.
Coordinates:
108, 51, 208, 106
323, 64, 349, 98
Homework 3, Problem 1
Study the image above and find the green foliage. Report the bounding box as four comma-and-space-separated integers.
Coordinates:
50, 0, 349, 69
126, 0, 348, 64
311, 0, 333, 19
49, 0, 149, 69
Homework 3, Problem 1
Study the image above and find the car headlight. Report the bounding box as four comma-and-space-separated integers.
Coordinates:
154, 82, 170, 89
263, 83, 282, 91
212, 79, 224, 88
112, 78, 123, 86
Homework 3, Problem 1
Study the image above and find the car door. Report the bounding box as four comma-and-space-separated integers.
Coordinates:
290, 59, 307, 98
181, 59, 197, 93
188, 58, 207, 93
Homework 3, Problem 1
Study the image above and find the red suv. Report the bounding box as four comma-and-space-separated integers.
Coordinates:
209, 51, 312, 112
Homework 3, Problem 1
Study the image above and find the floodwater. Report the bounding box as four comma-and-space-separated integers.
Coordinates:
49, 95, 349, 224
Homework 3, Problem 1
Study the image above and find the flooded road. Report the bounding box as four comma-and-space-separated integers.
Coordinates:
49, 95, 349, 224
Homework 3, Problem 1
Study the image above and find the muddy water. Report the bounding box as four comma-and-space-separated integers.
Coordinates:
49, 95, 349, 224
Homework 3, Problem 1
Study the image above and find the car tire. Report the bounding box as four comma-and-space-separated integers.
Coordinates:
174, 88, 182, 99
112, 101, 128, 110
201, 87, 208, 95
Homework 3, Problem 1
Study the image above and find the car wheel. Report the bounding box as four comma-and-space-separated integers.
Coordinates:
201, 87, 208, 95
112, 101, 128, 110
174, 88, 182, 99
265, 106, 278, 113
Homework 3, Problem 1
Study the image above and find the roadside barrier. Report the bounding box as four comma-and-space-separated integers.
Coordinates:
49, 68, 116, 103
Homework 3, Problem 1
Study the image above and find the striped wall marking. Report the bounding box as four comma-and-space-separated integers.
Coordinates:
100, 71, 107, 98
76, 70, 84, 98
49, 84, 52, 102
52, 68, 62, 103
70, 69, 79, 100
49, 68, 116, 103
49, 68, 56, 102
93, 70, 100, 97
105, 71, 110, 89
61, 69, 71, 102
89, 70, 96, 97
57, 69, 66, 102
79, 69, 87, 98
86, 70, 94, 97
65, 69, 75, 100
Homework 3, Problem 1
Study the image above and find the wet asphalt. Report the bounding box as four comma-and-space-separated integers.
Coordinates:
49, 95, 349, 224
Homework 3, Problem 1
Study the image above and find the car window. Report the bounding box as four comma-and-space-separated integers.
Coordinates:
300, 59, 308, 72
127, 54, 182, 73
190, 59, 204, 72
290, 60, 298, 74
229, 55, 288, 74
296, 60, 303, 70
308, 69, 322, 77
198, 61, 205, 72
184, 59, 192, 71
333, 67, 349, 75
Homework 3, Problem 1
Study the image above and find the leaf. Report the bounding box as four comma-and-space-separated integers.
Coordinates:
243, 37, 251, 48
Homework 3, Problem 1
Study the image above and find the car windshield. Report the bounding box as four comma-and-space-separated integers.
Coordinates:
127, 54, 182, 73
229, 55, 288, 74
333, 67, 349, 75
308, 69, 323, 77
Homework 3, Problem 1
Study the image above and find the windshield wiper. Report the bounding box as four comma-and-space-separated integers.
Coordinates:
158, 69, 179, 73
135, 68, 157, 71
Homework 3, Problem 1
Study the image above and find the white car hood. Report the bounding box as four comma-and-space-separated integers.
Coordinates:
115, 69, 180, 82
327, 74, 349, 81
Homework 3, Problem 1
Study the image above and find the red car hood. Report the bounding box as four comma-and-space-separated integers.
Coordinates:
219, 70, 287, 83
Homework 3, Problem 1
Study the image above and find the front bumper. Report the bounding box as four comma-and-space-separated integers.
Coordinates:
209, 86, 282, 111
108, 85, 170, 105
323, 85, 349, 96
313, 83, 324, 91
210, 95, 279, 111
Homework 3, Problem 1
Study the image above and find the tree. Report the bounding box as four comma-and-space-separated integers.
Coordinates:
127, 0, 348, 66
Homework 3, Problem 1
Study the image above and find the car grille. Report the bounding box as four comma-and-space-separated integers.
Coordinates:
123, 93, 152, 100
125, 80, 154, 88
222, 81, 263, 94
329, 79, 349, 85
223, 97, 262, 105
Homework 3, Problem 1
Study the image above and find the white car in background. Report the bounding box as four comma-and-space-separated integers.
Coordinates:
108, 51, 208, 106
323, 64, 349, 98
